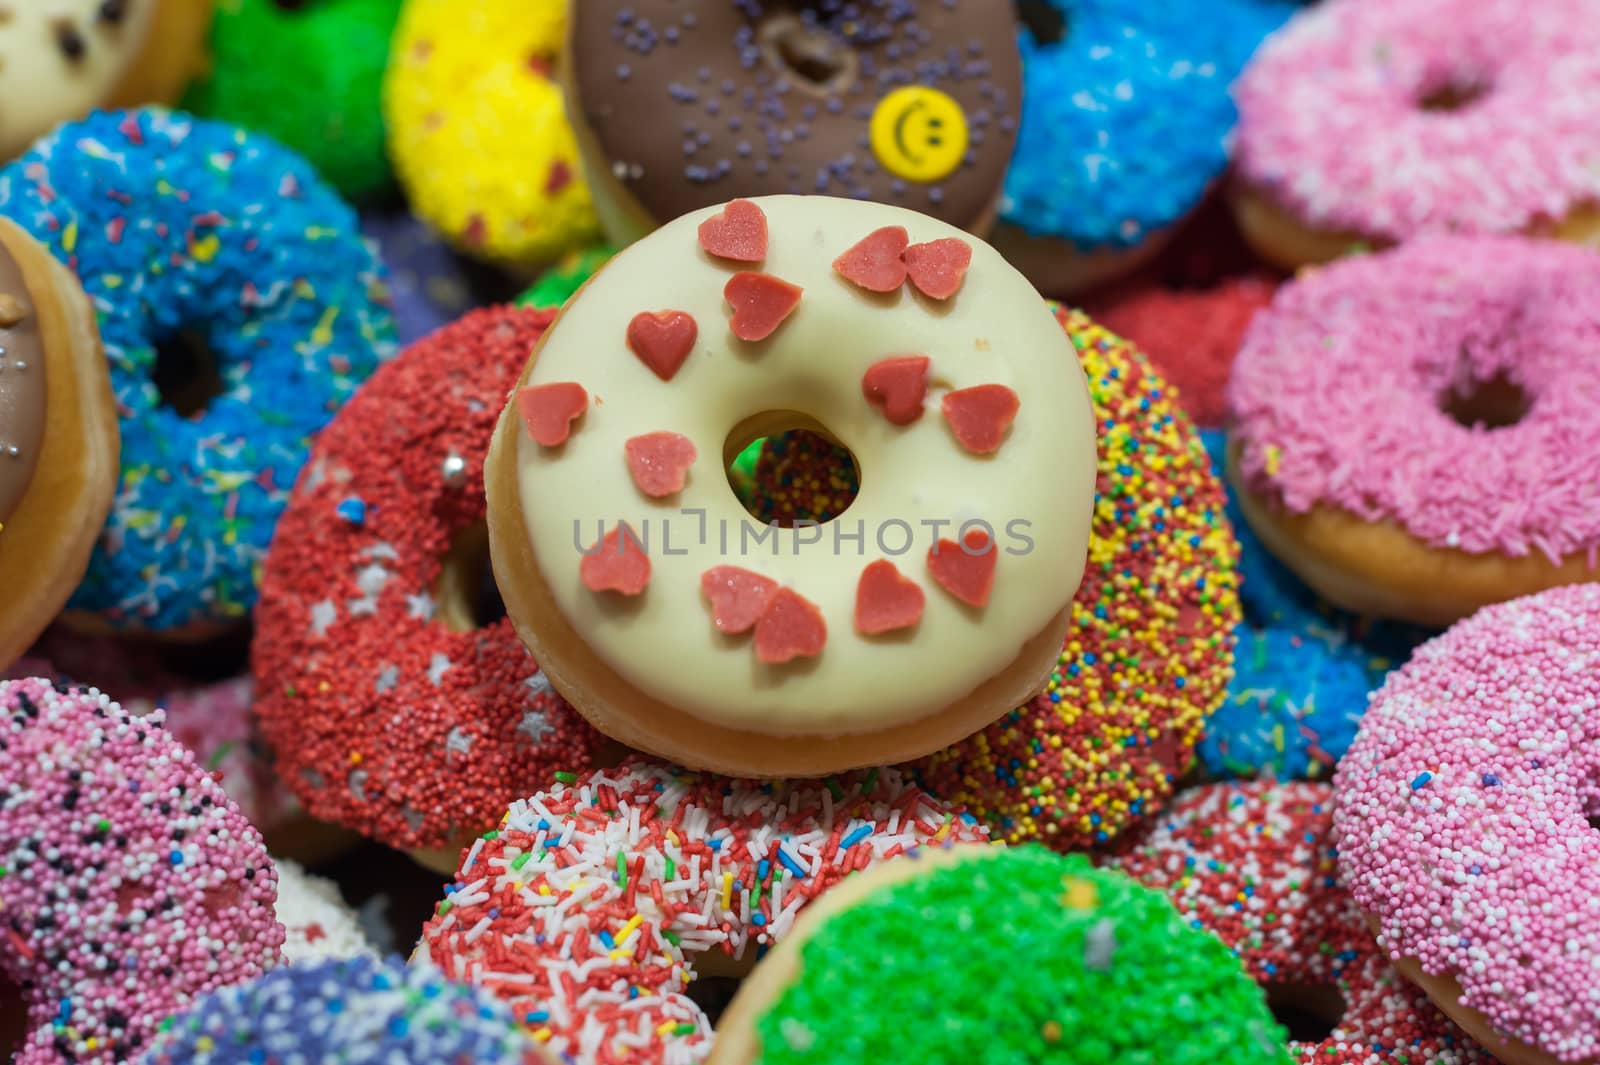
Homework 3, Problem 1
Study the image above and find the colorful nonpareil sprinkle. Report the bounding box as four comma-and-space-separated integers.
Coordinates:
912, 307, 1241, 849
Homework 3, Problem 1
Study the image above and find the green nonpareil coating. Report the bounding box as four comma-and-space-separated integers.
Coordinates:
755, 847, 1293, 1065
185, 0, 401, 201
518, 245, 618, 310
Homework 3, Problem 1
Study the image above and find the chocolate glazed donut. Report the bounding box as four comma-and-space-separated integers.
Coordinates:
565, 0, 1023, 243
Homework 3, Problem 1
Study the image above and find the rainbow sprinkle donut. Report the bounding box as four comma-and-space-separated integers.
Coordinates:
417, 761, 988, 1064
254, 306, 609, 862
911, 307, 1241, 849
384, 0, 601, 268
1233, 0, 1600, 267
1106, 781, 1492, 1064
0, 678, 283, 1065
0, 108, 396, 633
140, 956, 551, 1065
1335, 583, 1600, 1064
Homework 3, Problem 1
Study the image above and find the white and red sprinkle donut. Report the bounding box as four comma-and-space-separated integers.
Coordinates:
1104, 781, 1493, 1065
253, 306, 612, 871
1334, 583, 1600, 1065
486, 194, 1097, 777
1227, 236, 1600, 627
0, 677, 284, 1065
1230, 0, 1600, 269
416, 760, 989, 1064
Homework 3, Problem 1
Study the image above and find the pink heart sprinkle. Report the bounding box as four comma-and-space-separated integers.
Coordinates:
854, 560, 926, 635
516, 382, 588, 447
725, 272, 803, 342
580, 524, 651, 596
926, 529, 997, 608
862, 355, 931, 426
624, 432, 698, 498
627, 310, 698, 382
904, 238, 972, 300
754, 587, 828, 664
941, 384, 1020, 455
698, 199, 769, 263
700, 565, 780, 635
833, 226, 910, 293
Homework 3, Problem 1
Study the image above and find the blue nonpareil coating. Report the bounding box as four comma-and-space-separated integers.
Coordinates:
139, 955, 547, 1065
0, 108, 396, 632
1198, 430, 1435, 780
1001, 0, 1296, 250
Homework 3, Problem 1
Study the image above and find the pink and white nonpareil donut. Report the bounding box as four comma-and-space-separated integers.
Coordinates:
1335, 583, 1600, 1065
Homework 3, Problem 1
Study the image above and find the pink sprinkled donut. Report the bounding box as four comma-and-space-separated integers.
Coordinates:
1227, 237, 1600, 627
0, 678, 284, 1065
417, 761, 988, 1064
1105, 781, 1492, 1064
1334, 583, 1600, 1065
1230, 0, 1600, 269
253, 306, 611, 869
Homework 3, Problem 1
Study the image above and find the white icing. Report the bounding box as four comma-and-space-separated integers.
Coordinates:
273, 860, 374, 965
0, 1, 159, 159
513, 195, 1096, 736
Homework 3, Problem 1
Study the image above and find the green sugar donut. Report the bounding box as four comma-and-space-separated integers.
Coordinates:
185, 0, 400, 201
713, 845, 1292, 1065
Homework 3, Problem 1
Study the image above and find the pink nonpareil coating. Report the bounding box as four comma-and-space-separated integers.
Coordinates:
1234, 0, 1600, 242
0, 678, 283, 1065
1227, 236, 1600, 562
1333, 583, 1600, 1063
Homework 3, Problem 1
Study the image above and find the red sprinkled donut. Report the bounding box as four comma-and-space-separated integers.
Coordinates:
1104, 781, 1493, 1065
253, 307, 610, 860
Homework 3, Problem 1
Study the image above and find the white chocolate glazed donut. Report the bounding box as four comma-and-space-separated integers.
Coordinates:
487, 195, 1097, 776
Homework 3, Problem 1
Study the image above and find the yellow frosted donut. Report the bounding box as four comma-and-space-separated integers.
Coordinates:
384, 0, 601, 268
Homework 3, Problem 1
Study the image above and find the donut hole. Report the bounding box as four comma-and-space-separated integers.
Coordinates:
1016, 0, 1069, 46
1262, 981, 1345, 1043
1439, 371, 1530, 431
151, 329, 225, 419
758, 13, 858, 95
1417, 78, 1490, 114
724, 414, 861, 527
0, 971, 26, 1060
435, 522, 507, 632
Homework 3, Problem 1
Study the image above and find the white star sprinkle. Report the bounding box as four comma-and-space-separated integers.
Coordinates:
523, 671, 553, 699
515, 709, 554, 744
406, 593, 437, 622
354, 562, 392, 597
445, 726, 475, 755
374, 665, 399, 693
427, 653, 452, 686
309, 600, 337, 637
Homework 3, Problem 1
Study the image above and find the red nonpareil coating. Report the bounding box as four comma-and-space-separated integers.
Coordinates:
1104, 781, 1493, 1065
854, 559, 926, 635
580, 524, 652, 596
419, 762, 990, 1065
725, 272, 803, 341
862, 355, 931, 426
699, 565, 779, 635
624, 432, 698, 498
517, 381, 588, 447
942, 384, 1020, 454
252, 307, 608, 852
904, 238, 972, 300
926, 529, 998, 608
833, 226, 910, 293
697, 198, 768, 262
0, 678, 284, 1065
754, 587, 827, 663
626, 310, 698, 382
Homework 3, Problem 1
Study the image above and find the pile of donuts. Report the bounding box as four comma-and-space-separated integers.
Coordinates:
2, 1, 1599, 1063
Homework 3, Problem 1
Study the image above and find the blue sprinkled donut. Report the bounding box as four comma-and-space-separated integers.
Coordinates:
1198, 429, 1434, 780
0, 108, 396, 633
997, 1, 1293, 289
139, 955, 550, 1064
